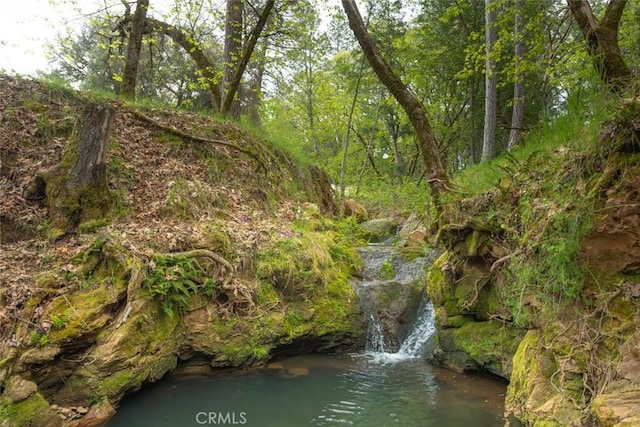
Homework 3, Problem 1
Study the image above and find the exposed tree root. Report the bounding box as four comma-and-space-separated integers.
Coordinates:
114, 244, 256, 327
128, 108, 265, 171
543, 285, 625, 423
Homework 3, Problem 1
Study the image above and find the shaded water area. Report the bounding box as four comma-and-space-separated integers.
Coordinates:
108, 243, 507, 426
107, 353, 505, 427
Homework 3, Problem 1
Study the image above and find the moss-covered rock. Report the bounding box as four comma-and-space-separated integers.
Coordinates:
434, 320, 524, 378
0, 393, 60, 427
427, 242, 524, 380
505, 330, 583, 427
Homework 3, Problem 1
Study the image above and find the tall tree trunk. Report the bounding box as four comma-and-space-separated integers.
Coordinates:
482, 0, 498, 162
121, 0, 149, 99
508, 0, 526, 151
45, 104, 115, 236
304, 57, 318, 155
356, 97, 382, 195
339, 55, 366, 198
384, 107, 404, 179
220, 0, 275, 117
567, 0, 633, 93
469, 77, 480, 164
341, 0, 450, 206
223, 0, 244, 119
247, 37, 269, 125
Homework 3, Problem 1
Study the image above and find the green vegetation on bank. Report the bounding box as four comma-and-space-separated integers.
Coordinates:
440, 85, 621, 327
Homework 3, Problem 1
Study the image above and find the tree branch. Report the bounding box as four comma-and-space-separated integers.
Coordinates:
144, 17, 223, 110
601, 0, 628, 29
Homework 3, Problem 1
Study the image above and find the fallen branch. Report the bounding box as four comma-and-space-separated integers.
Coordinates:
129, 109, 265, 171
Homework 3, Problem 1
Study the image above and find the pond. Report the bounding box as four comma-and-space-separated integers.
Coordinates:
107, 352, 506, 427
108, 245, 507, 426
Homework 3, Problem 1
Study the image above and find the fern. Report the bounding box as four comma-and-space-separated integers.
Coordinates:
144, 255, 217, 318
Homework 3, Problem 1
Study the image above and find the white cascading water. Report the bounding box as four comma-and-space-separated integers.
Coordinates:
396, 298, 436, 357
366, 297, 436, 364
353, 243, 440, 364
365, 313, 388, 353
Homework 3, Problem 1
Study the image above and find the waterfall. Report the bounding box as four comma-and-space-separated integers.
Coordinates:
365, 312, 388, 353
365, 296, 436, 363
352, 242, 440, 364
396, 298, 436, 357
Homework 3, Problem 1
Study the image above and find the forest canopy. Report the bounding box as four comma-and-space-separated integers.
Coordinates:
43, 0, 639, 206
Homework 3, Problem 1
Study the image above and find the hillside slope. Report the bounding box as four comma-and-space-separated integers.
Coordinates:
0, 76, 363, 426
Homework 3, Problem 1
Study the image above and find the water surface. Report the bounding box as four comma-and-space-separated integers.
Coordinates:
107, 353, 506, 427
109, 245, 505, 427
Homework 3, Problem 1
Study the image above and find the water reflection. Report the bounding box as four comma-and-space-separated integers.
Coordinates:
107, 354, 505, 427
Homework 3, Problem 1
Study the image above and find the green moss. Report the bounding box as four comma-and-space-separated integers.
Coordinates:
379, 261, 395, 280
0, 393, 53, 426
506, 331, 542, 414
427, 252, 461, 323
101, 370, 136, 396
47, 286, 113, 342
444, 320, 525, 377
120, 308, 181, 356
442, 315, 469, 328
313, 291, 359, 336
252, 346, 270, 360
284, 309, 304, 336
255, 281, 279, 306
78, 218, 110, 233
426, 252, 449, 306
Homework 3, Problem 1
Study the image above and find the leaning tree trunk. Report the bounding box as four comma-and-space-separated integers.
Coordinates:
145, 17, 223, 111
223, 0, 244, 119
220, 0, 275, 117
45, 104, 115, 236
341, 0, 450, 207
567, 0, 633, 94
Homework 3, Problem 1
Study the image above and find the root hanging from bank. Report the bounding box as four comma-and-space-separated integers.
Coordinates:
542, 284, 627, 424
106, 239, 256, 328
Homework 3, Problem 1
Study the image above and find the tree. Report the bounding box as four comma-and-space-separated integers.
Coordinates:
121, 0, 150, 99
144, 17, 223, 108
567, 0, 633, 93
341, 0, 450, 205
482, 0, 498, 162
45, 104, 115, 236
220, 0, 275, 116
223, 0, 244, 118
508, 0, 525, 150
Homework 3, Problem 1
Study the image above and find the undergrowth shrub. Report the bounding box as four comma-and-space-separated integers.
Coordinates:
144, 256, 217, 318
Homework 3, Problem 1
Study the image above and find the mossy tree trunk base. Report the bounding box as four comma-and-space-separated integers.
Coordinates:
46, 103, 115, 236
